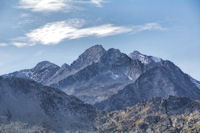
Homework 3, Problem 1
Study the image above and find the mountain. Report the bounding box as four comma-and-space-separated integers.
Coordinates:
50, 48, 145, 104
0, 76, 97, 133
95, 60, 200, 111
3, 45, 200, 106
129, 50, 162, 65
1, 45, 200, 132
190, 76, 200, 90
45, 45, 106, 86
46, 63, 72, 85
71, 44, 106, 70
3, 61, 60, 84
97, 96, 200, 133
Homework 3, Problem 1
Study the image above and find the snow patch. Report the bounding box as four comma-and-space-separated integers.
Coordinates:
150, 56, 162, 63
128, 76, 133, 80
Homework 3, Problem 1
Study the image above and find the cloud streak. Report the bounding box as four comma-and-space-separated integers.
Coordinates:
18, 0, 105, 12
12, 20, 165, 47
0, 43, 8, 47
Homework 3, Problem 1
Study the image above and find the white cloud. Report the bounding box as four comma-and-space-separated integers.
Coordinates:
0, 43, 8, 47
24, 21, 131, 45
133, 23, 166, 32
18, 0, 105, 12
90, 0, 104, 7
18, 0, 69, 12
12, 20, 165, 47
12, 42, 30, 47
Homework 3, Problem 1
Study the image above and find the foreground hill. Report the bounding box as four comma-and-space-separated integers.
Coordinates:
0, 77, 200, 132
97, 96, 200, 133
0, 76, 97, 133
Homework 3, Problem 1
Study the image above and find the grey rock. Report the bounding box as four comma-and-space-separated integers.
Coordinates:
129, 50, 162, 65
3, 61, 60, 84
51, 48, 145, 104
71, 44, 106, 70
95, 61, 200, 111
0, 77, 97, 133
97, 96, 200, 133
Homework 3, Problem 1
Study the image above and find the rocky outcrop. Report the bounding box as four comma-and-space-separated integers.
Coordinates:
97, 96, 200, 133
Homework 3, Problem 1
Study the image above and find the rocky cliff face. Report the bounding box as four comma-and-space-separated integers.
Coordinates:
97, 96, 200, 133
51, 48, 145, 104
95, 60, 200, 111
71, 44, 106, 70
0, 76, 97, 133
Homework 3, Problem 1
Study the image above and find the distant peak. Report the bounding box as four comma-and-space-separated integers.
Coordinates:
71, 45, 106, 70
61, 63, 70, 68
84, 45, 105, 53
132, 50, 142, 55
36, 61, 53, 65
34, 61, 59, 70
106, 48, 121, 55
129, 50, 162, 64
129, 50, 144, 57
89, 44, 104, 49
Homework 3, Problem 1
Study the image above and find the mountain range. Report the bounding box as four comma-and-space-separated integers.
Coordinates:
1, 45, 200, 132
4, 45, 200, 106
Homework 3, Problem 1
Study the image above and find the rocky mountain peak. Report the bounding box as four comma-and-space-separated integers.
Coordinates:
101, 48, 131, 66
129, 50, 162, 65
61, 63, 70, 69
71, 45, 106, 70
33, 61, 60, 72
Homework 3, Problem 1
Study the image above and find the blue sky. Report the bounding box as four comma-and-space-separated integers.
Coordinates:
0, 0, 200, 80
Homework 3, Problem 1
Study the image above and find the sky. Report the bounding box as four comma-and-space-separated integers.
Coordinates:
0, 0, 200, 80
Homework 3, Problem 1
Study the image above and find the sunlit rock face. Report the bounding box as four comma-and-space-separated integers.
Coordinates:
97, 96, 200, 133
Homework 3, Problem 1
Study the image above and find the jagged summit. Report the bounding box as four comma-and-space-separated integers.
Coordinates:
33, 61, 60, 71
3, 61, 60, 84
129, 50, 162, 64
100, 48, 131, 66
70, 45, 106, 70
2, 45, 200, 106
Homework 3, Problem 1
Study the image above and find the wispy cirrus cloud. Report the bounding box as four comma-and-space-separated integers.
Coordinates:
12, 20, 131, 46
12, 19, 165, 47
12, 42, 30, 47
132, 23, 166, 32
0, 43, 8, 47
18, 0, 105, 12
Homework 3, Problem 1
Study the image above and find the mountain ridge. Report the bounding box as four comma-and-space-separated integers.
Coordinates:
2, 45, 200, 105
0, 76, 97, 132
